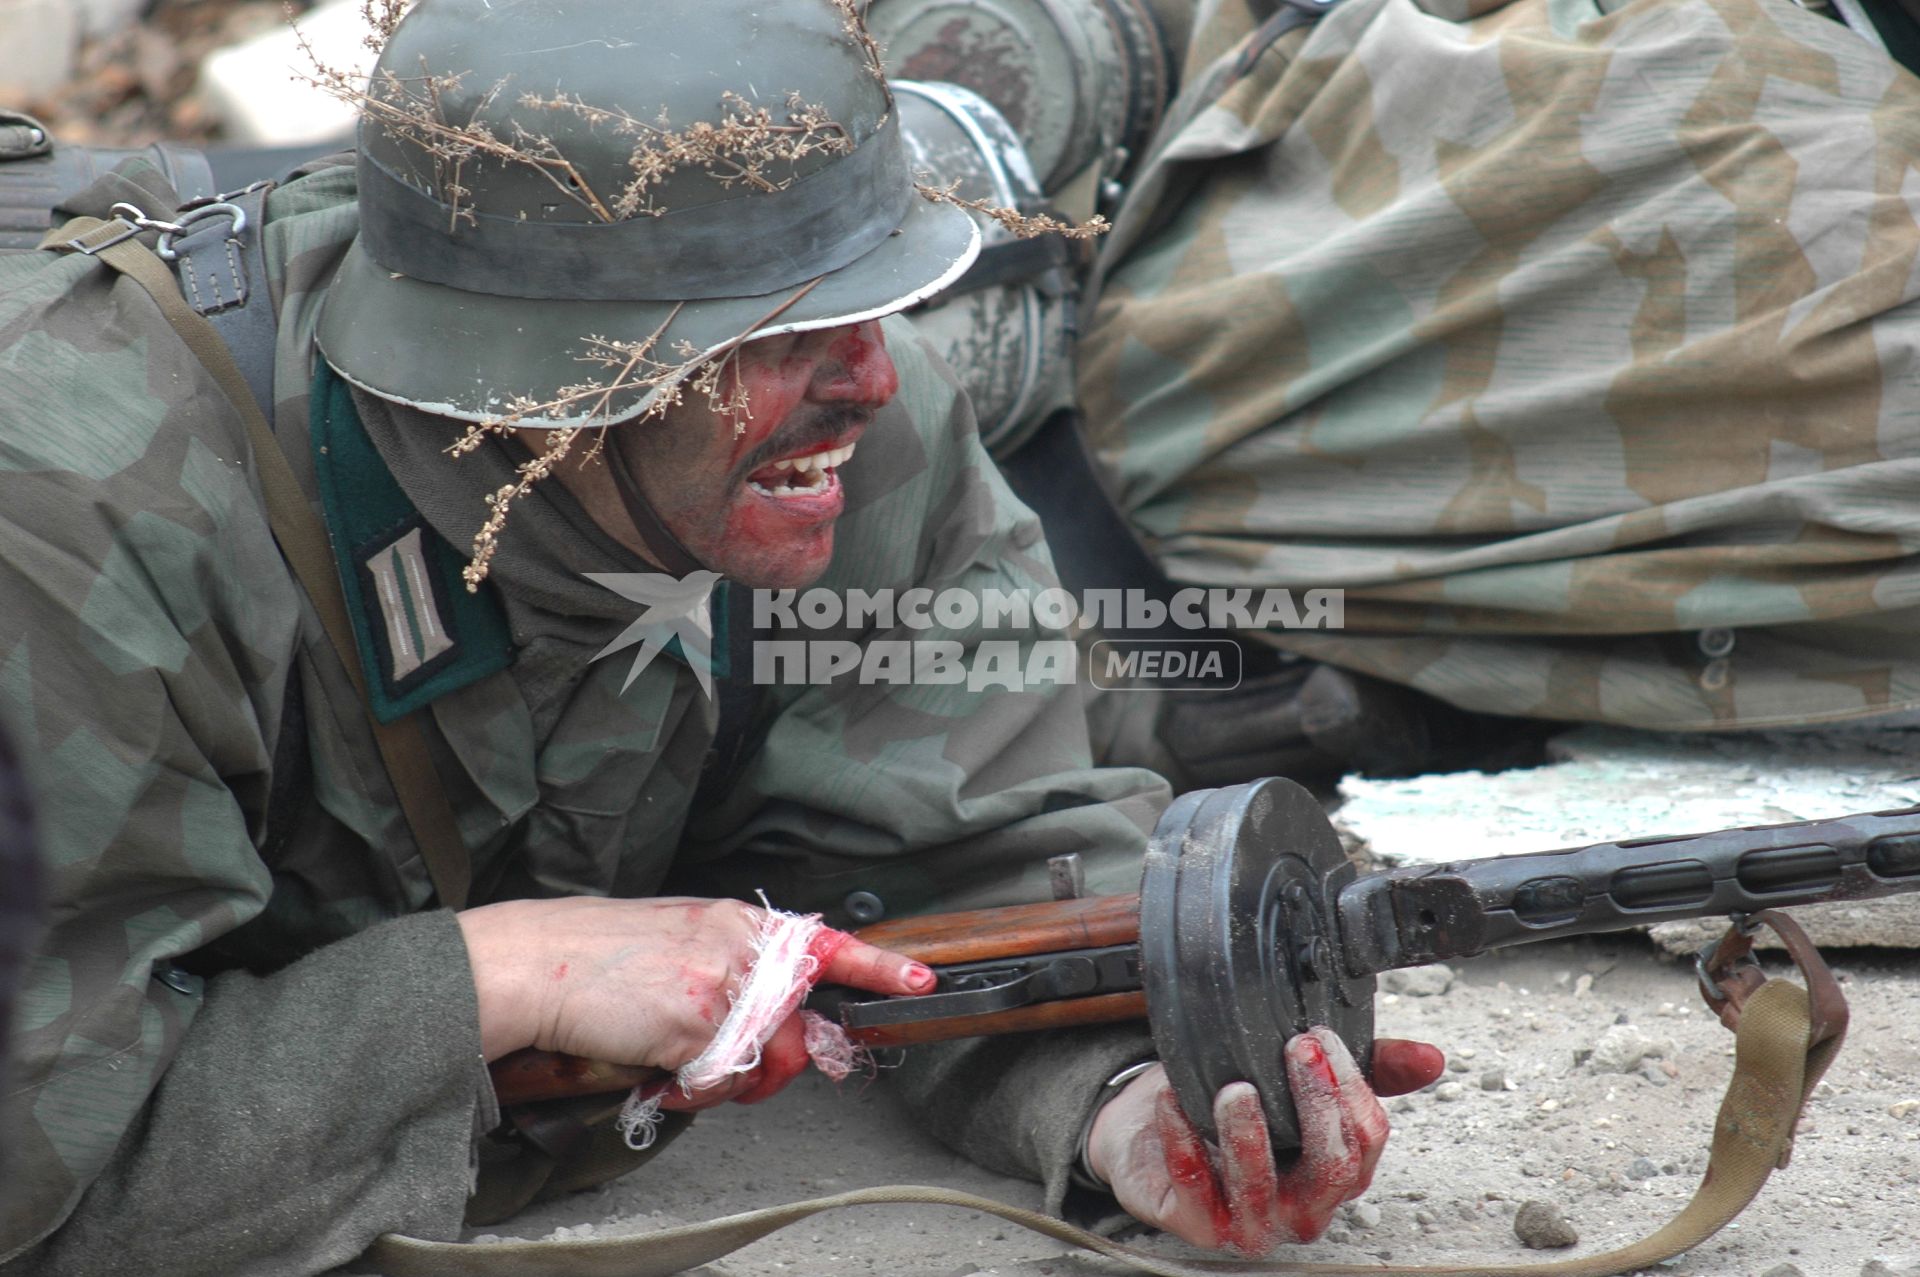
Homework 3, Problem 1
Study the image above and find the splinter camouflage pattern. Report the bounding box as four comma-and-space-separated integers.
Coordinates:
1081, 0, 1920, 730
0, 161, 1163, 1259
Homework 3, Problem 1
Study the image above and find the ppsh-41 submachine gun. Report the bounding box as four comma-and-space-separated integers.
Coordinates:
493, 777, 1919, 1152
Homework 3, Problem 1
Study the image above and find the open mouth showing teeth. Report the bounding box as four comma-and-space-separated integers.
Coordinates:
746, 442, 857, 498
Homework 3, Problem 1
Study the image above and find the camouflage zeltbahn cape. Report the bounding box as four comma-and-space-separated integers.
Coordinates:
0, 160, 1165, 1265
1080, 0, 1920, 730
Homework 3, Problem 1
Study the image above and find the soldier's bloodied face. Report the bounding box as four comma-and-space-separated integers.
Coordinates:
615, 320, 899, 587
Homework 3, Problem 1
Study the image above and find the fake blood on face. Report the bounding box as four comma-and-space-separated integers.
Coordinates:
618, 320, 900, 588
724, 326, 896, 570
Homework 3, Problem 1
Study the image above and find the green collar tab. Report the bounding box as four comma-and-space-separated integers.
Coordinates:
310, 362, 513, 723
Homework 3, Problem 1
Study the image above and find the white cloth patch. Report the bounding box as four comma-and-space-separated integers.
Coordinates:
617, 903, 862, 1149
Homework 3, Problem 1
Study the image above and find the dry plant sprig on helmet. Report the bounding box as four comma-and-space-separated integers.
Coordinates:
915, 182, 1111, 241
297, 26, 856, 228
448, 278, 826, 591
358, 0, 413, 50
520, 91, 856, 219
832, 0, 889, 83
449, 308, 687, 592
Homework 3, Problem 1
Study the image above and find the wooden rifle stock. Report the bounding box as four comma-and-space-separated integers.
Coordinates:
488, 892, 1146, 1107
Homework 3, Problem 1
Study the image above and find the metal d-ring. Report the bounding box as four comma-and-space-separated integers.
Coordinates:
1694, 911, 1763, 1009
155, 201, 249, 262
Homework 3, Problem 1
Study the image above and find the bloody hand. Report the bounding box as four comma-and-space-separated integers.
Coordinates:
457, 896, 934, 1111
1086, 1029, 1445, 1255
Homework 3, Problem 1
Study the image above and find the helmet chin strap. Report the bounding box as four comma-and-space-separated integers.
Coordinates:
605, 433, 711, 579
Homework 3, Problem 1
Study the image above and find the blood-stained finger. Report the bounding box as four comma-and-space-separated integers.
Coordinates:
1278, 1030, 1363, 1234
1369, 1038, 1446, 1096
1213, 1081, 1283, 1255
657, 1066, 761, 1112
813, 929, 935, 996
1313, 1027, 1391, 1190
729, 1012, 812, 1106
1153, 1083, 1230, 1251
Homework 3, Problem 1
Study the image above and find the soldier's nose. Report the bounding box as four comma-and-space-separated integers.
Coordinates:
810, 321, 898, 407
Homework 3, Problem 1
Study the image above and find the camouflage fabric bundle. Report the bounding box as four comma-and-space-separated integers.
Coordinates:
1081, 0, 1920, 729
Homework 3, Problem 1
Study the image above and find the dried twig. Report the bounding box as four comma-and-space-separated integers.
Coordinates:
915, 182, 1110, 240
360, 0, 412, 50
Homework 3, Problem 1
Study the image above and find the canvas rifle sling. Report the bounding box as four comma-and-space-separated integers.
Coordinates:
364, 914, 1842, 1277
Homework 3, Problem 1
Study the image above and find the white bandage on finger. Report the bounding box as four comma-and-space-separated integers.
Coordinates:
616, 900, 862, 1148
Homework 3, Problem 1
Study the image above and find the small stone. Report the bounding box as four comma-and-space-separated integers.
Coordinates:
1638, 1061, 1669, 1087
1586, 1024, 1671, 1074
1574, 973, 1594, 998
1758, 1266, 1806, 1277
1414, 1209, 1437, 1225
1481, 1069, 1510, 1092
1514, 1200, 1579, 1249
1435, 1082, 1467, 1102
1448, 1057, 1471, 1073
1323, 1225, 1352, 1246
1625, 1157, 1659, 1181
1381, 963, 1456, 997
1349, 1202, 1383, 1230
1861, 1260, 1920, 1277
1889, 1100, 1920, 1120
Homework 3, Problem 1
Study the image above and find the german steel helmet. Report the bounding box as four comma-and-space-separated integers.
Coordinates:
317, 0, 980, 426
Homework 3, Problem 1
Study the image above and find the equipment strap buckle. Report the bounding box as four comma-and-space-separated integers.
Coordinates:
63, 202, 191, 256
65, 217, 145, 256
155, 200, 249, 263
1694, 911, 1765, 1020
1696, 907, 1849, 1049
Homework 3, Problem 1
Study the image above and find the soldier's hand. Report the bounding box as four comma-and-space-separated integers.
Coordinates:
457, 896, 932, 1107
1085, 1030, 1444, 1255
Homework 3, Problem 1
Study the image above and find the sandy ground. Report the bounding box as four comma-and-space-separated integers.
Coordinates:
432, 933, 1918, 1277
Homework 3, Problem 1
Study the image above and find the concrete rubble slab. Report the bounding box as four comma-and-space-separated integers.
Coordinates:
0, 0, 81, 101
197, 0, 371, 146
1334, 725, 1920, 953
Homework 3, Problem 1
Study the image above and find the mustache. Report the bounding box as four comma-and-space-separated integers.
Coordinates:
737, 406, 871, 477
